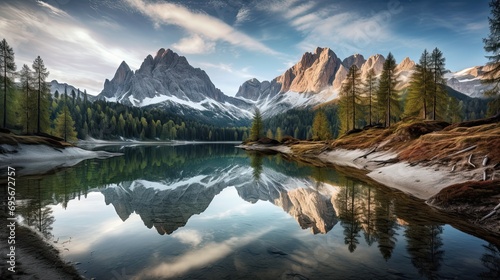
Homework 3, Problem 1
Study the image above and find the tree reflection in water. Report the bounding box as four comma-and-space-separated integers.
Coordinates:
480, 243, 500, 279
405, 224, 444, 278
6, 144, 500, 279
19, 180, 56, 240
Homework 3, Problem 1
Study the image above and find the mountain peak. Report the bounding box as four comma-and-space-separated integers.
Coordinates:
343, 54, 366, 69
97, 48, 252, 124
395, 57, 416, 72
277, 47, 342, 93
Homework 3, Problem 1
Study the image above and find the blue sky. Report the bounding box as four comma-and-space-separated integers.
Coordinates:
0, 0, 492, 96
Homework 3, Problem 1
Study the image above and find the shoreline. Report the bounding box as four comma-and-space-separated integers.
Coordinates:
238, 118, 500, 237
0, 211, 83, 279
239, 142, 500, 237
238, 144, 479, 200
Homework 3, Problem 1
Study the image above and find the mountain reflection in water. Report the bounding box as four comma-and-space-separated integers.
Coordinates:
5, 144, 500, 279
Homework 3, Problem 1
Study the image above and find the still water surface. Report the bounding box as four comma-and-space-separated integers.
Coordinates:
6, 144, 500, 279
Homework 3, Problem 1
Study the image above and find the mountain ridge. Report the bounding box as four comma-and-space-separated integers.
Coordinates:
96, 48, 253, 125
91, 46, 491, 123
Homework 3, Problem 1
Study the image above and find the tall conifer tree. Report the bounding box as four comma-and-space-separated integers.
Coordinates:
404, 49, 433, 119
363, 68, 378, 125
483, 0, 500, 115
0, 39, 16, 128
377, 52, 400, 127
250, 107, 263, 141
429, 48, 448, 120
19, 64, 35, 133
32, 56, 50, 134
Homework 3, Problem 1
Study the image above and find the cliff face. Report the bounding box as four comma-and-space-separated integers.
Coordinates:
276, 47, 342, 93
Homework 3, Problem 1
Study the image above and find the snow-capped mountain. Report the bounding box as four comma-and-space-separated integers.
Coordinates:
445, 65, 495, 98
94, 46, 490, 123
97, 48, 253, 125
236, 47, 416, 116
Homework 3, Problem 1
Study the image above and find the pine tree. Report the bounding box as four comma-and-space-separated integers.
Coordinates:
345, 65, 362, 129
483, 0, 500, 115
362, 68, 378, 125
32, 56, 50, 134
0, 39, 16, 128
19, 64, 36, 133
312, 110, 331, 140
250, 107, 263, 141
54, 105, 77, 142
429, 48, 448, 120
404, 49, 433, 119
377, 52, 400, 127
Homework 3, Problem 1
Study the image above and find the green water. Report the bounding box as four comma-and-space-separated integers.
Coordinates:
3, 143, 499, 279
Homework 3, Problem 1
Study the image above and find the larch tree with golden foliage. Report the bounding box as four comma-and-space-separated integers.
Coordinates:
312, 110, 331, 141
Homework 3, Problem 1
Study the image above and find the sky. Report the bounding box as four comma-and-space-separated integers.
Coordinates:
0, 0, 493, 96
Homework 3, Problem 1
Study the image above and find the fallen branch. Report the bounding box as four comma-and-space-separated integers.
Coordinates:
468, 154, 476, 168
442, 145, 477, 160
482, 155, 489, 166
480, 210, 497, 221
480, 202, 500, 222
354, 147, 377, 161
369, 158, 400, 166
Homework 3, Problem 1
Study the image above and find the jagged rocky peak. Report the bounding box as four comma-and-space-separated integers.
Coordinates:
359, 54, 386, 79
342, 53, 366, 69
395, 57, 416, 72
235, 78, 263, 101
113, 61, 133, 83
99, 60, 134, 99
277, 47, 342, 93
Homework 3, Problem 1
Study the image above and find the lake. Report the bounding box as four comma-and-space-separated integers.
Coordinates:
5, 143, 500, 279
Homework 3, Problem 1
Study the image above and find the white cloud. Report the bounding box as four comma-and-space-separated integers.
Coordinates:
134, 228, 272, 279
0, 2, 143, 94
258, 0, 399, 57
124, 0, 279, 55
199, 62, 258, 79
172, 34, 216, 54
171, 229, 203, 247
36, 0, 70, 17
235, 7, 251, 26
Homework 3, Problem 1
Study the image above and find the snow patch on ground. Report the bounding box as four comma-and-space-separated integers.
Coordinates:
0, 144, 122, 176
240, 145, 474, 201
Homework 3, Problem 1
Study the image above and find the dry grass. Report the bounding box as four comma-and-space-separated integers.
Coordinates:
429, 180, 500, 208
290, 141, 327, 155
0, 132, 73, 148
325, 118, 500, 169
330, 128, 393, 150
399, 122, 500, 165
